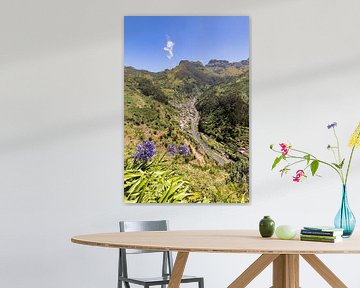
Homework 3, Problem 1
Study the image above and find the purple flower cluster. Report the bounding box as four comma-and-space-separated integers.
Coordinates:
327, 122, 337, 129
167, 144, 178, 155
132, 140, 156, 162
178, 145, 191, 158
132, 141, 190, 162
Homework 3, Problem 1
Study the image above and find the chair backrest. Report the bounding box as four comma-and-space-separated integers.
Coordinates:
118, 220, 173, 283
120, 220, 168, 232
119, 220, 169, 254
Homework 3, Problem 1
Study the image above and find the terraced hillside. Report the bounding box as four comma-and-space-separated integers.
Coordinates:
124, 59, 249, 203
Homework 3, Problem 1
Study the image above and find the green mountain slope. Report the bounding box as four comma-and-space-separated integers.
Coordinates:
124, 59, 250, 203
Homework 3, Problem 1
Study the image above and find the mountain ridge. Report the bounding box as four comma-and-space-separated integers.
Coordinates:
125, 58, 249, 77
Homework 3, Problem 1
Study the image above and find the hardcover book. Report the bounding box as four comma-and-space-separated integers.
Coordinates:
300, 234, 341, 240
300, 236, 343, 243
303, 226, 344, 232
301, 229, 343, 237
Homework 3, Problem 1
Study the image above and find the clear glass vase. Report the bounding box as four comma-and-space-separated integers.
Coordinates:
334, 185, 356, 237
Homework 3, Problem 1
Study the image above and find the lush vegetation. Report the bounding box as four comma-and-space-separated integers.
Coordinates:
196, 71, 249, 161
124, 60, 249, 203
125, 158, 191, 203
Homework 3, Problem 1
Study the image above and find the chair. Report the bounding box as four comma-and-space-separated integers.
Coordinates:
118, 220, 204, 288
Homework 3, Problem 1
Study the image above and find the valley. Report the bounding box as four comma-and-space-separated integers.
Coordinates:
124, 59, 250, 203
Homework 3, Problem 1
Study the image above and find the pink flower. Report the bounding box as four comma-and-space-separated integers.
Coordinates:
293, 170, 305, 182
279, 143, 289, 155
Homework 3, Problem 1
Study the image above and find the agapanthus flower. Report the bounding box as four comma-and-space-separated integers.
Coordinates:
132, 140, 156, 162
167, 144, 177, 155
293, 170, 306, 182
279, 143, 289, 155
349, 122, 360, 148
327, 122, 337, 129
178, 145, 191, 158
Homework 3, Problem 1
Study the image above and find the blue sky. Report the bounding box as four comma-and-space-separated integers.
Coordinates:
124, 16, 249, 72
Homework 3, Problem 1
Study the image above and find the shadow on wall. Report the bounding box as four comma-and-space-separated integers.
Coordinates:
0, 0, 123, 65
256, 56, 360, 93
0, 112, 122, 154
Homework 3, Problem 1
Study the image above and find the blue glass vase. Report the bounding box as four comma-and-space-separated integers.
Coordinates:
334, 185, 356, 237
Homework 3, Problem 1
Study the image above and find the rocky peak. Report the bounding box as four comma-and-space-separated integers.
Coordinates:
205, 58, 249, 75
206, 59, 230, 68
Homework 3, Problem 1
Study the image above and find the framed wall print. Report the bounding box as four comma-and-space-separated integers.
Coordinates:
124, 16, 249, 203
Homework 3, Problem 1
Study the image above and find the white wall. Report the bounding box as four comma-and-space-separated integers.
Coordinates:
1, 0, 360, 287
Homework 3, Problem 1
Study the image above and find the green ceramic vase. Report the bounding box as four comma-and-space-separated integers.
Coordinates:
259, 216, 275, 238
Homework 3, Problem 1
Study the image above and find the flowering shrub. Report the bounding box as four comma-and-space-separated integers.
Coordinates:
178, 145, 191, 158
167, 144, 177, 155
270, 122, 360, 185
125, 141, 194, 203
132, 140, 156, 162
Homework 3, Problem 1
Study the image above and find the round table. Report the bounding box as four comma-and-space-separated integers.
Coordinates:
72, 230, 360, 288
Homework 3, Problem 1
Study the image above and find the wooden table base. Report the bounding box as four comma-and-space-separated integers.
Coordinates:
110, 250, 348, 288
272, 254, 299, 288
167, 252, 348, 288
168, 253, 348, 288
168, 252, 189, 288
226, 254, 347, 288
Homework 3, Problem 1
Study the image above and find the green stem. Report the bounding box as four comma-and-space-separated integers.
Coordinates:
333, 128, 342, 164
286, 155, 344, 182
333, 128, 345, 182
330, 148, 338, 164
291, 148, 317, 159
271, 147, 344, 183
157, 151, 168, 165
284, 159, 306, 169
345, 146, 356, 185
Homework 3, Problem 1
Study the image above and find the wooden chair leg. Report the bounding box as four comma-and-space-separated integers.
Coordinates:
168, 252, 189, 288
301, 254, 347, 288
228, 254, 279, 288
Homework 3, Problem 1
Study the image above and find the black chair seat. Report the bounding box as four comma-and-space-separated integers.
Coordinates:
119, 275, 203, 286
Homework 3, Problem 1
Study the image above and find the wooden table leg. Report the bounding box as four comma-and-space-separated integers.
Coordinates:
272, 254, 299, 288
168, 252, 189, 288
301, 254, 347, 288
228, 254, 279, 288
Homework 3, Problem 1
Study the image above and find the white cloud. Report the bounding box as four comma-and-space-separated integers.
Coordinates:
163, 40, 175, 59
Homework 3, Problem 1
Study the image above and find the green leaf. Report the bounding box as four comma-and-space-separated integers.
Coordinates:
304, 154, 311, 164
271, 156, 282, 170
332, 159, 345, 169
339, 158, 345, 169
332, 163, 341, 169
310, 160, 319, 176
269, 144, 274, 149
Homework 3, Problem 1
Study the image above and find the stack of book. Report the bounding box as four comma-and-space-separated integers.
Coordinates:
300, 226, 344, 243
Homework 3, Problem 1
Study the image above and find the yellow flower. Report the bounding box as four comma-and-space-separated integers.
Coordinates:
349, 122, 360, 147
